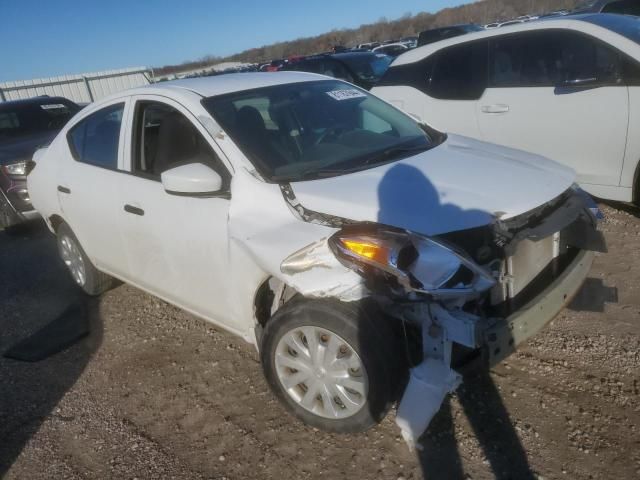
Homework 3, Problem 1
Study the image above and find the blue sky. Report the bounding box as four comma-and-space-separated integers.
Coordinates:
1, 0, 472, 82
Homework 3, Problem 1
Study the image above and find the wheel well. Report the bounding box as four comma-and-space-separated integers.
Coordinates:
48, 214, 64, 233
253, 276, 297, 327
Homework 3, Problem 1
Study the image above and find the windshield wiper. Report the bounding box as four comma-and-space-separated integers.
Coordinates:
272, 144, 432, 182
362, 144, 431, 166
271, 168, 347, 182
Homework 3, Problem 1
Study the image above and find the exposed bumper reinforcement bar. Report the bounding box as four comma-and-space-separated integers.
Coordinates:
485, 248, 595, 366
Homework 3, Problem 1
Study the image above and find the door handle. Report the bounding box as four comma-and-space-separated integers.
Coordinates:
124, 204, 145, 216
57, 185, 71, 194
481, 104, 510, 114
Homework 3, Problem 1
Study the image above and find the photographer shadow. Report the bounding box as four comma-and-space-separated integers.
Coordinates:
375, 163, 535, 479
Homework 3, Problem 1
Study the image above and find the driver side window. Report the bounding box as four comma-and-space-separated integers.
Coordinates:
131, 101, 230, 187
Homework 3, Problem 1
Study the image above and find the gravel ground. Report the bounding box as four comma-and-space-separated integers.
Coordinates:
1, 203, 639, 480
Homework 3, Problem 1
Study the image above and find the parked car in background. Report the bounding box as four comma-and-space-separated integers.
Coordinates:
28, 73, 601, 447
263, 59, 286, 72
399, 36, 419, 48
374, 13, 640, 204
281, 52, 393, 89
573, 0, 640, 15
356, 42, 381, 50
372, 43, 410, 57
0, 96, 80, 231
417, 24, 484, 46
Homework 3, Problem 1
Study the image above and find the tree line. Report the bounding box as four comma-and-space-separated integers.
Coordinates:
154, 0, 583, 76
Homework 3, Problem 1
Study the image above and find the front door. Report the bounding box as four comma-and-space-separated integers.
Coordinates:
477, 29, 629, 188
117, 96, 236, 328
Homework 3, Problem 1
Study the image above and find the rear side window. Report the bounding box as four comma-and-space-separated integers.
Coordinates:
68, 103, 124, 169
429, 40, 488, 100
489, 30, 623, 88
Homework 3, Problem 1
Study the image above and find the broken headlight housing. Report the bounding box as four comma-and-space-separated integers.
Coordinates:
328, 226, 495, 299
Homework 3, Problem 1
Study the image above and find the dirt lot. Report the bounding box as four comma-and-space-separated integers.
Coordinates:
1, 203, 639, 480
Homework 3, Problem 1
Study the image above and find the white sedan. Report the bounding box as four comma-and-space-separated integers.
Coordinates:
373, 13, 640, 204
27, 72, 601, 446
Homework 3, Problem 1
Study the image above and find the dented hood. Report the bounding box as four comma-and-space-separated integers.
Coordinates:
290, 134, 576, 236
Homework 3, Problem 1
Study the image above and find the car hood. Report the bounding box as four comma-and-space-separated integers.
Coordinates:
0, 131, 56, 165
289, 134, 576, 236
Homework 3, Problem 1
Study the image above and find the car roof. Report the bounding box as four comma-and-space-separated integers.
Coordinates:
0, 96, 77, 109
130, 71, 328, 99
420, 23, 481, 33
331, 51, 383, 60
391, 13, 629, 67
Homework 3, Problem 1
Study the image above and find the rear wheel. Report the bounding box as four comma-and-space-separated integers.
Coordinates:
56, 222, 115, 295
260, 298, 404, 433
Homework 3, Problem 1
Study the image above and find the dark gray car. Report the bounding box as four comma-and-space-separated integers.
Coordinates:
281, 52, 393, 90
573, 0, 640, 15
0, 96, 80, 231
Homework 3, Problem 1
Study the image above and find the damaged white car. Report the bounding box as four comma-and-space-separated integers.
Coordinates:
27, 72, 604, 447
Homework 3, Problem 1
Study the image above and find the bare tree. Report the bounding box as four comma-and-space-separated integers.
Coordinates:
156, 0, 584, 74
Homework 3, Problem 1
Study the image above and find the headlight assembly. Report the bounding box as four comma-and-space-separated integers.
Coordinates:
2, 160, 27, 177
328, 226, 495, 299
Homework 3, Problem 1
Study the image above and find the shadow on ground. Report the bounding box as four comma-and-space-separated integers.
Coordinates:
372, 164, 535, 479
418, 372, 536, 479
0, 222, 103, 476
568, 277, 618, 313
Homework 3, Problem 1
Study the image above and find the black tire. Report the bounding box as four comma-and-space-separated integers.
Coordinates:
56, 222, 115, 296
260, 297, 404, 433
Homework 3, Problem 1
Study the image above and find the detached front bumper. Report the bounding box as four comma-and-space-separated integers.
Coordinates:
395, 248, 595, 450
485, 248, 595, 365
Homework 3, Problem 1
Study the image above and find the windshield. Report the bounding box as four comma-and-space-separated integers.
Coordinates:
339, 54, 393, 82
0, 100, 79, 140
203, 80, 436, 182
582, 13, 640, 42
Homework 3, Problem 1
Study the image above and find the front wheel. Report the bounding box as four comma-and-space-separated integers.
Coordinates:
260, 298, 404, 433
56, 222, 115, 296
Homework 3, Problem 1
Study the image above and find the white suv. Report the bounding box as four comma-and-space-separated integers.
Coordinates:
372, 13, 640, 204
27, 72, 601, 447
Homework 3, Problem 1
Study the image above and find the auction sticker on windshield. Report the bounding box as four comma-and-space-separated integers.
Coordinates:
326, 89, 367, 101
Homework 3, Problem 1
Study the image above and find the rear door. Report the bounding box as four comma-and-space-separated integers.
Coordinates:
57, 100, 130, 278
477, 29, 628, 187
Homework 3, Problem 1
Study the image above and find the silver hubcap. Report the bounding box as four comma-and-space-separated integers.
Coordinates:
59, 234, 86, 286
275, 326, 368, 419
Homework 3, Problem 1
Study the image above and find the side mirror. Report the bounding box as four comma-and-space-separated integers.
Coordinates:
161, 163, 223, 196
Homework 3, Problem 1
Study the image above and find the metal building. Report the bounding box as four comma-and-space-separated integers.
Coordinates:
0, 67, 153, 104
